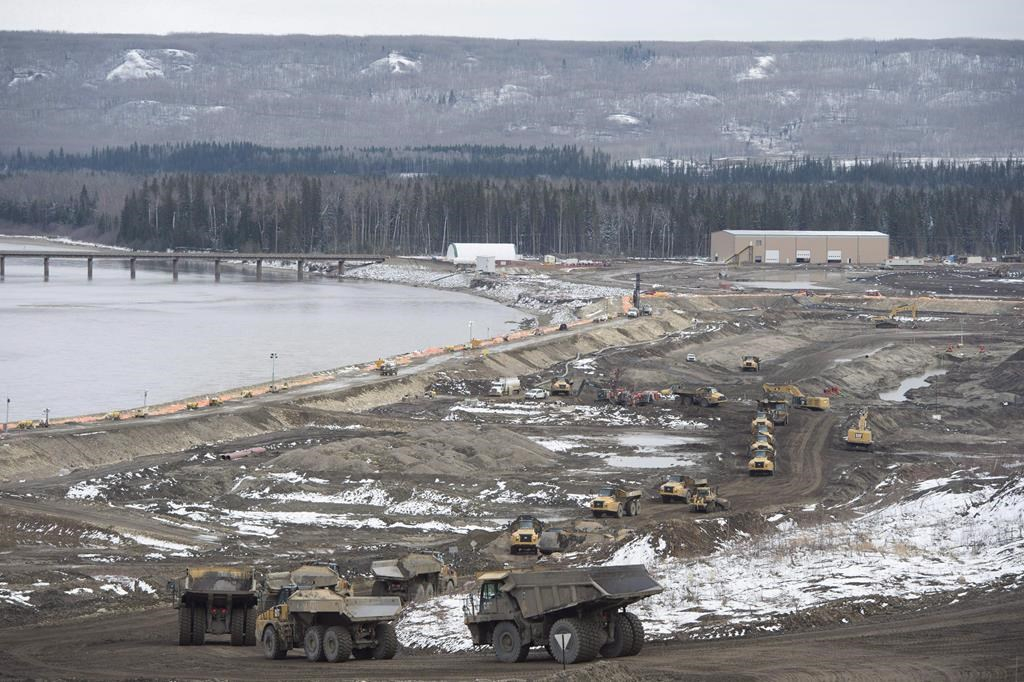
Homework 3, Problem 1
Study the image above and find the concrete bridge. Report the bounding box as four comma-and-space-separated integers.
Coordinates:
0, 251, 386, 281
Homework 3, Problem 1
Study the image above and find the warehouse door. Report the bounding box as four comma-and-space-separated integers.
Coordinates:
827, 250, 842, 263
796, 249, 811, 263
765, 249, 780, 264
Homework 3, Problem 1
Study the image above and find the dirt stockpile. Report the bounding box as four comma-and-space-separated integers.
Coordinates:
269, 422, 557, 476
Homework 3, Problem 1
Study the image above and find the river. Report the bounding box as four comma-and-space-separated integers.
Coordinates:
0, 239, 520, 422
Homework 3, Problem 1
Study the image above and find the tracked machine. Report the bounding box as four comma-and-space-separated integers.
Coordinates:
846, 411, 874, 451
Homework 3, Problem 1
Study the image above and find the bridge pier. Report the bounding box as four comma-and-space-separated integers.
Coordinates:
256, 259, 263, 281
297, 259, 305, 280
1, 256, 5, 279
172, 257, 179, 281
43, 257, 50, 281
130, 257, 137, 279
87, 257, 93, 280
337, 259, 345, 278
214, 259, 221, 282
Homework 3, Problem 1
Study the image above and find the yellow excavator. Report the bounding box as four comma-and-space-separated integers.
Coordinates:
873, 302, 918, 329
846, 411, 874, 451
762, 384, 830, 411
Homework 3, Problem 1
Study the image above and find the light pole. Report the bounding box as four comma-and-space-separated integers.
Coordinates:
468, 321, 474, 344
43, 408, 49, 428
270, 353, 278, 386
3, 397, 9, 433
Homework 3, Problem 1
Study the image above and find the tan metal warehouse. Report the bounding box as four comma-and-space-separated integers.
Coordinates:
710, 230, 889, 265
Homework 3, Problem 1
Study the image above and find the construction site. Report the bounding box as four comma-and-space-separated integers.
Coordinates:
0, 258, 1022, 680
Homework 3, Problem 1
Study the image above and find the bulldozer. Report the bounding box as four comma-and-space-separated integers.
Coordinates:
872, 302, 918, 329
846, 411, 874, 451
689, 479, 729, 513
376, 359, 398, 376
762, 384, 830, 411
741, 355, 761, 372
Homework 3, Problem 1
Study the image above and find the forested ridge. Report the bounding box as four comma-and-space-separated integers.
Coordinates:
2, 144, 1022, 257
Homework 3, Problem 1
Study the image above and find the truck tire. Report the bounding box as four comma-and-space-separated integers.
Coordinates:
190, 602, 206, 645
177, 605, 192, 645
244, 607, 257, 646
230, 606, 245, 646
548, 618, 599, 665
701, 398, 710, 407
323, 626, 352, 663
304, 625, 327, 662
262, 625, 287, 660
621, 613, 644, 656
413, 581, 427, 602
371, 622, 398, 660
591, 510, 601, 519
425, 583, 435, 599
492, 621, 529, 663
615, 505, 623, 519
352, 648, 373, 660
444, 579, 456, 594
599, 614, 636, 658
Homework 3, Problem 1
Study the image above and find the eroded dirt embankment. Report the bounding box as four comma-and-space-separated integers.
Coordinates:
0, 307, 699, 482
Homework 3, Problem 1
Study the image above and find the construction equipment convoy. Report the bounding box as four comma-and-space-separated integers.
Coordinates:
673, 385, 726, 407
762, 384, 831, 411
463, 565, 663, 664
171, 566, 259, 646
508, 515, 544, 554
689, 479, 729, 513
370, 553, 458, 602
590, 486, 643, 518
256, 563, 402, 663
846, 411, 874, 451
741, 355, 761, 372
659, 474, 695, 503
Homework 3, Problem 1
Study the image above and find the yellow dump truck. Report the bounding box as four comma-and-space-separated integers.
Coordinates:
370, 553, 458, 602
673, 385, 726, 407
590, 486, 643, 518
751, 411, 774, 434
659, 474, 695, 504
508, 515, 544, 554
741, 355, 761, 372
256, 564, 402, 663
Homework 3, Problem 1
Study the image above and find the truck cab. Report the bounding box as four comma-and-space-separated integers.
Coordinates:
509, 515, 544, 554
659, 474, 694, 503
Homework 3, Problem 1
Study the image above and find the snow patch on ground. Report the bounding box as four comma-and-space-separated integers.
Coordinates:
607, 113, 641, 126
736, 55, 777, 81
363, 52, 422, 75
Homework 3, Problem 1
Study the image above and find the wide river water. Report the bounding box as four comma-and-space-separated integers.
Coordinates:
0, 240, 520, 422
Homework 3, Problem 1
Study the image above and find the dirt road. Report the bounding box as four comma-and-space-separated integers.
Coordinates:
1, 590, 1020, 681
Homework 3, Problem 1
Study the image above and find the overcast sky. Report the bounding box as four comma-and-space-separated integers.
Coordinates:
6, 0, 1023, 41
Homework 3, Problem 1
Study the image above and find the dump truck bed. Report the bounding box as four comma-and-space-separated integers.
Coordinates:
500, 565, 662, 620
287, 590, 403, 622
180, 566, 255, 594
371, 554, 443, 580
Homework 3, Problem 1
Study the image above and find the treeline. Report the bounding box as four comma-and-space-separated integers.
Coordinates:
0, 185, 114, 232
5, 142, 1023, 188
117, 173, 1024, 257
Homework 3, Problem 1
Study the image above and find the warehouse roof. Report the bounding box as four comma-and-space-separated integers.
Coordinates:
720, 230, 888, 238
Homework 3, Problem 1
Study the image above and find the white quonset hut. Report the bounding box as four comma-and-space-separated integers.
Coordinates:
445, 243, 518, 265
